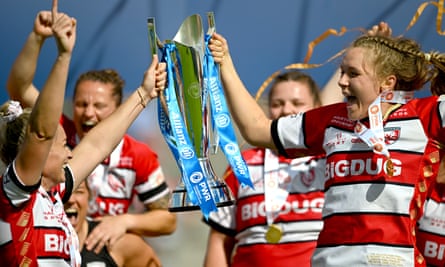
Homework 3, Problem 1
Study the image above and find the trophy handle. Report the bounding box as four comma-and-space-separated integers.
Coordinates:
207, 12, 216, 35
147, 17, 168, 115
147, 17, 158, 55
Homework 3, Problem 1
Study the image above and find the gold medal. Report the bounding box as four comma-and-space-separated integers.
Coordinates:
385, 158, 394, 176
265, 224, 282, 244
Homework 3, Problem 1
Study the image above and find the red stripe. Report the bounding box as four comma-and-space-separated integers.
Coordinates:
233, 242, 316, 267
34, 228, 71, 260
416, 230, 445, 266
318, 213, 414, 246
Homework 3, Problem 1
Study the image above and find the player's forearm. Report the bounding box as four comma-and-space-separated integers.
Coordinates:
7, 31, 45, 107
123, 211, 177, 237
30, 52, 71, 137
219, 54, 273, 148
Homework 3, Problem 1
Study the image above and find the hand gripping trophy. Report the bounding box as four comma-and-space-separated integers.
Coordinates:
147, 13, 253, 218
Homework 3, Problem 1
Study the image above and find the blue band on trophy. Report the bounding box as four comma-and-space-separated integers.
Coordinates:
157, 57, 198, 206
203, 34, 254, 189
160, 43, 218, 218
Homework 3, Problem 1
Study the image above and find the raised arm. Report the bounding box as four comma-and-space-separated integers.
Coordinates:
209, 33, 274, 148
6, 10, 60, 107
69, 55, 166, 190
15, 3, 76, 185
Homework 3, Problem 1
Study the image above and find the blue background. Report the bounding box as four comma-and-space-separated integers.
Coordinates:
2, 1, 445, 266
1, 0, 444, 103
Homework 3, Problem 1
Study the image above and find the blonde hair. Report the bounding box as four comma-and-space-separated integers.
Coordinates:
0, 101, 32, 165
351, 35, 445, 95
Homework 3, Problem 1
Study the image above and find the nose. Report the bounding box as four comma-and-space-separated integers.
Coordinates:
66, 146, 73, 160
281, 102, 296, 116
83, 104, 96, 118
337, 72, 348, 89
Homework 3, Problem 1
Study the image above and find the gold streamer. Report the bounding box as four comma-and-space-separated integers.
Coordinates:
404, 0, 445, 36
255, 0, 445, 100
304, 27, 348, 64
255, 27, 361, 100
255, 70, 281, 101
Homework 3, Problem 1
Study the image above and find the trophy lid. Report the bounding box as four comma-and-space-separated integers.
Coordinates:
173, 14, 204, 57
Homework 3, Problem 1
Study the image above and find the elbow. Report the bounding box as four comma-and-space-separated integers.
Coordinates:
243, 133, 260, 147
240, 126, 272, 148
29, 120, 58, 142
162, 213, 177, 234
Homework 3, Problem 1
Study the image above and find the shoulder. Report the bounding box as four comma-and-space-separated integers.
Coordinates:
308, 102, 347, 118
402, 95, 441, 121
407, 95, 438, 107
110, 233, 160, 266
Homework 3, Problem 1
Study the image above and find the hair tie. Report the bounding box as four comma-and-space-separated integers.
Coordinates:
424, 53, 431, 62
1, 101, 23, 123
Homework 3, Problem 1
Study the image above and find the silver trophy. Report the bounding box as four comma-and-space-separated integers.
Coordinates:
148, 14, 235, 212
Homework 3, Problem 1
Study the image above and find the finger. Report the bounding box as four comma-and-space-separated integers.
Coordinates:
71, 17, 77, 27
52, 0, 58, 22
152, 54, 159, 69
94, 240, 106, 254
67, 18, 77, 38
213, 32, 223, 40
158, 62, 167, 72
85, 237, 98, 251
85, 230, 101, 250
148, 55, 158, 74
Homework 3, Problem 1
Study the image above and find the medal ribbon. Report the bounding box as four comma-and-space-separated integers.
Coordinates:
158, 43, 217, 218
380, 90, 414, 104
354, 90, 414, 175
354, 95, 389, 157
203, 34, 254, 189
263, 149, 289, 226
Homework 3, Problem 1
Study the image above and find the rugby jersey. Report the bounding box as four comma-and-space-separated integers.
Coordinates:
205, 147, 325, 267
0, 164, 80, 267
273, 97, 445, 266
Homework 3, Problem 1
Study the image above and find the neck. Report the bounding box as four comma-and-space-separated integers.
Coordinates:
40, 177, 54, 191
381, 102, 400, 121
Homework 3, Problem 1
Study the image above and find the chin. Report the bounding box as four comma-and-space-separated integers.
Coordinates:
347, 112, 359, 121
347, 108, 367, 121
56, 173, 66, 185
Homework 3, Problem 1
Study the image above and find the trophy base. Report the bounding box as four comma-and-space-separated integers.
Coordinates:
169, 181, 235, 212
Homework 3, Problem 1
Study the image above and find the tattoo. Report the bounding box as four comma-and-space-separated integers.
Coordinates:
146, 193, 170, 210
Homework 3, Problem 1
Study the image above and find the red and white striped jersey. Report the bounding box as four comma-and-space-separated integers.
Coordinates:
205, 147, 325, 267
0, 164, 80, 267
85, 136, 169, 217
273, 97, 445, 267
62, 117, 169, 217
417, 182, 445, 267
